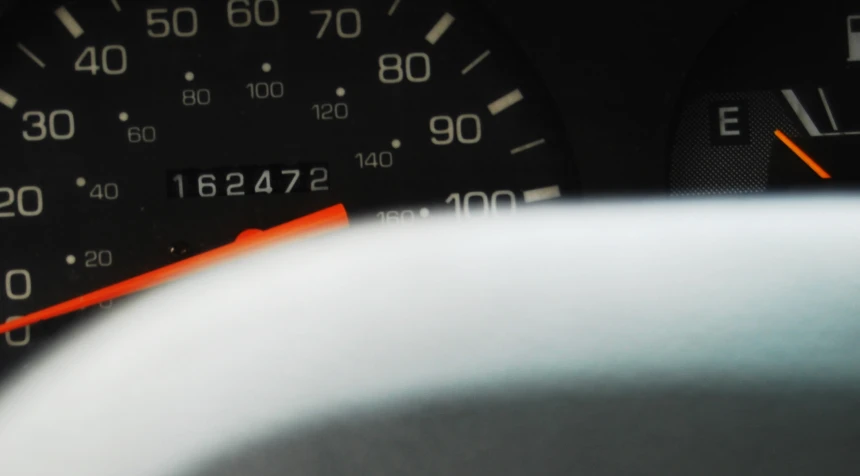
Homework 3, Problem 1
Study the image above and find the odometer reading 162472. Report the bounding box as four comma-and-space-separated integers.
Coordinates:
0, 0, 576, 377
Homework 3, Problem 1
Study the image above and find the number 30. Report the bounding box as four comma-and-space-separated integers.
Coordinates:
22, 110, 75, 141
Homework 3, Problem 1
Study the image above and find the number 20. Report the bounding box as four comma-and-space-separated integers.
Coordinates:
0, 186, 44, 218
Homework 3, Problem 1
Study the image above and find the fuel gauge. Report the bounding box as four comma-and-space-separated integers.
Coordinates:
769, 88, 860, 188
669, 0, 860, 195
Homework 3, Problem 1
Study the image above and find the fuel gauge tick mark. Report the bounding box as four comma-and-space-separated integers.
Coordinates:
818, 88, 839, 131
782, 89, 821, 137
784, 88, 860, 137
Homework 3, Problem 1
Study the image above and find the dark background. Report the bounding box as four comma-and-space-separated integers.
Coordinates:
480, 0, 748, 194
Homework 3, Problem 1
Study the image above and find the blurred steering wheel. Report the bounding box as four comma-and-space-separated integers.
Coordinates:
1, 198, 859, 476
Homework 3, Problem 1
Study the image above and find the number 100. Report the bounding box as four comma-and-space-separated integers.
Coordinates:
445, 190, 517, 219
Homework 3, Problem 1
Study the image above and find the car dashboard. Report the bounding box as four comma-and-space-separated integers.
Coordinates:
0, 0, 856, 400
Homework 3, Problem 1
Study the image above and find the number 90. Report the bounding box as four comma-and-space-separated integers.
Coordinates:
430, 114, 482, 145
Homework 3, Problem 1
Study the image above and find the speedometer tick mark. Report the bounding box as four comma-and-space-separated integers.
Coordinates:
66, 255, 77, 266
16, 43, 46, 69
262, 62, 272, 73
391, 138, 402, 149
336, 87, 346, 97
111, 0, 121, 12
488, 89, 524, 115
0, 88, 17, 109
54, 7, 84, 39
119, 112, 129, 122
523, 185, 561, 203
419, 208, 430, 218
461, 50, 490, 75
388, 0, 401, 16
510, 138, 546, 155
185, 71, 195, 82
76, 177, 87, 188
426, 13, 455, 45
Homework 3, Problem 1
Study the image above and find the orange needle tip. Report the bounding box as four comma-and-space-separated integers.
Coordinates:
235, 228, 264, 241
774, 129, 831, 179
0, 204, 349, 336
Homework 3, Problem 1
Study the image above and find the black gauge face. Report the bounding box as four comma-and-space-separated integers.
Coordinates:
669, 0, 860, 194
0, 0, 576, 376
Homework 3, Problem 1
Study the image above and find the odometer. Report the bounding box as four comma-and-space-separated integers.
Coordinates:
0, 0, 576, 376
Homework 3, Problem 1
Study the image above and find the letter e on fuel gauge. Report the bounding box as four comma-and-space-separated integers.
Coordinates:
709, 100, 750, 146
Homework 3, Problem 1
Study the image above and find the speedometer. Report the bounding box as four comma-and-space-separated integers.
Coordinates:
0, 0, 576, 376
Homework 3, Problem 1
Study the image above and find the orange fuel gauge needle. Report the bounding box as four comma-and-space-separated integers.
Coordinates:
774, 129, 832, 179
0, 204, 349, 335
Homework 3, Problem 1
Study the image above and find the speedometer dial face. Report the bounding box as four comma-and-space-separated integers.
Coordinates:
0, 0, 576, 376
669, 0, 860, 194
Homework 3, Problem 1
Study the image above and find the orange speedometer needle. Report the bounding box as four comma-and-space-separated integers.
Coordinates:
0, 204, 349, 335
774, 129, 831, 179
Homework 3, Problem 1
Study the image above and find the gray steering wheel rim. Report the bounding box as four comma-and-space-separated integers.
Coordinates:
1, 197, 859, 475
